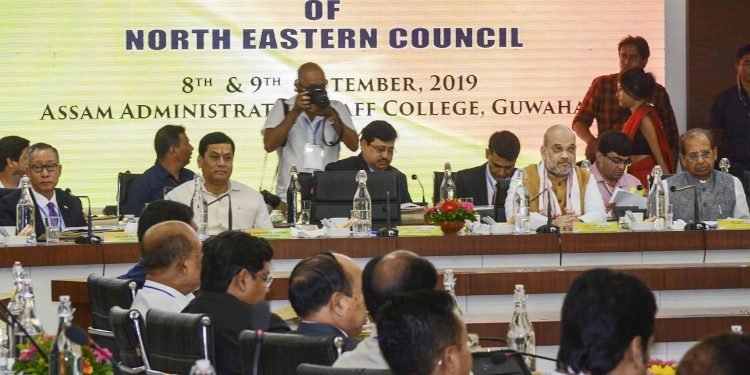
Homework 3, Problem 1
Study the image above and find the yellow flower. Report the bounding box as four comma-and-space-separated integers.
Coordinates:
83, 359, 93, 374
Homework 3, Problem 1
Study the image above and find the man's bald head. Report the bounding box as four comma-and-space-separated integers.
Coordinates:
543, 124, 575, 146
141, 221, 200, 273
363, 250, 438, 320
297, 62, 325, 80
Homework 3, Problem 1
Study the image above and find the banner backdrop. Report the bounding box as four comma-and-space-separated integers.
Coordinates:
0, 0, 665, 207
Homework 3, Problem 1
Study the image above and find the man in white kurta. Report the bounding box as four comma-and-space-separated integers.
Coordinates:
505, 125, 606, 231
167, 132, 272, 234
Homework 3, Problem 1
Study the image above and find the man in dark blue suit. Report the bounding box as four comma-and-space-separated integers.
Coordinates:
325, 120, 412, 203
454, 130, 520, 206
0, 143, 85, 238
289, 252, 366, 352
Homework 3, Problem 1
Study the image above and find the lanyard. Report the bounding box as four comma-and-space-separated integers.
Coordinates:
486, 168, 496, 195
302, 116, 324, 145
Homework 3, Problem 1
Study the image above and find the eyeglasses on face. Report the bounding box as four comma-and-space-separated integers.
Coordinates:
606, 155, 632, 166
368, 143, 395, 155
685, 150, 712, 161
29, 163, 60, 173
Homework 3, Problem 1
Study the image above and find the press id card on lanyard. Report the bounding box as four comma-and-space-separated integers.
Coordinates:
302, 116, 325, 170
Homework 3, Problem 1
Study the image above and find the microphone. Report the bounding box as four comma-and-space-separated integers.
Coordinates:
536, 188, 560, 233
66, 188, 100, 244
252, 329, 264, 375
669, 184, 705, 230
528, 188, 548, 205
377, 191, 398, 237
0, 298, 47, 361
65, 324, 113, 361
489, 349, 557, 365
410, 174, 427, 206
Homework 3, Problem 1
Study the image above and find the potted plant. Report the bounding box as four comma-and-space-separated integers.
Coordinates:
424, 199, 478, 235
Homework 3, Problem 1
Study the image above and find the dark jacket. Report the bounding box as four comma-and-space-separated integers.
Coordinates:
182, 292, 290, 375
295, 321, 360, 352
325, 154, 412, 204
0, 188, 86, 238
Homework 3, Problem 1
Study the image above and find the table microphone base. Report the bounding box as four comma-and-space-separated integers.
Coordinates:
684, 221, 706, 231
536, 224, 559, 234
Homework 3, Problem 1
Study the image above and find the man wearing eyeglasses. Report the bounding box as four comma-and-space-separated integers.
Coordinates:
505, 125, 606, 231
591, 131, 642, 212
0, 143, 86, 237
183, 231, 289, 375
654, 129, 749, 222
166, 132, 272, 234
263, 62, 359, 202
325, 120, 412, 204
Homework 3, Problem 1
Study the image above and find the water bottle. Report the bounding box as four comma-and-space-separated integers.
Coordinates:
352, 170, 372, 237
49, 295, 80, 375
513, 169, 530, 234
286, 165, 300, 225
443, 269, 463, 317
15, 176, 35, 245
16, 276, 43, 340
439, 162, 456, 202
579, 159, 592, 171
190, 175, 208, 240
649, 166, 666, 230
507, 284, 536, 371
719, 158, 730, 174
189, 359, 217, 375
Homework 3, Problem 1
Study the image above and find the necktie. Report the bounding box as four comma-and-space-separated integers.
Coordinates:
47, 202, 62, 230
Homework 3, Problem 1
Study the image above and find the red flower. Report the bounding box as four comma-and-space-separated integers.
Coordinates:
441, 200, 460, 212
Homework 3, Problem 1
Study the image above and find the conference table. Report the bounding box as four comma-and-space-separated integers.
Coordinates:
20, 229, 746, 349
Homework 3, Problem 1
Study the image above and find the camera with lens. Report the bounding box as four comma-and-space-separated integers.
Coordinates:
306, 85, 330, 110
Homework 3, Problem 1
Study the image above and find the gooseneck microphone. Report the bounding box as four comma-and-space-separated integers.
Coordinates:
536, 189, 560, 233
670, 184, 706, 230
410, 174, 427, 206
65, 324, 113, 361
377, 191, 398, 237
66, 188, 100, 244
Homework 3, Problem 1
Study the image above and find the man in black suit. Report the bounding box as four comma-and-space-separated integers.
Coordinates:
0, 143, 86, 237
325, 120, 412, 203
454, 131, 520, 205
289, 252, 366, 352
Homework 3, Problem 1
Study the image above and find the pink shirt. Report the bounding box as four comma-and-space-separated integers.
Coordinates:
590, 163, 643, 204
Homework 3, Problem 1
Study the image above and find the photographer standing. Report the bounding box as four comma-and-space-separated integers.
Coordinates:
263, 62, 358, 201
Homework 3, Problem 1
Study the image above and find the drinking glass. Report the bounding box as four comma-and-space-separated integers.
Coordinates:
44, 216, 61, 245
351, 209, 372, 237
297, 200, 312, 225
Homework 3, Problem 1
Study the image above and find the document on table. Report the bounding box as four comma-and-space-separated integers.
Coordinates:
610, 188, 647, 209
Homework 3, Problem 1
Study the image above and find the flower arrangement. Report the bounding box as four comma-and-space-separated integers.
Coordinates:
13, 335, 113, 375
424, 199, 478, 224
647, 358, 676, 375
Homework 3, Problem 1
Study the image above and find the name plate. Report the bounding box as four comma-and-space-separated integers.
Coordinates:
396, 225, 442, 237
717, 219, 750, 230
245, 228, 292, 239
100, 232, 138, 243
572, 222, 619, 233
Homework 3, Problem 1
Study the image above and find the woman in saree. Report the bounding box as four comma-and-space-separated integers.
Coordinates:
617, 67, 675, 187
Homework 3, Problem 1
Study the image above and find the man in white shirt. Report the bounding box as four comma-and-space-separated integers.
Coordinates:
167, 132, 272, 234
0, 136, 29, 189
263, 62, 359, 200
505, 125, 606, 231
130, 220, 202, 316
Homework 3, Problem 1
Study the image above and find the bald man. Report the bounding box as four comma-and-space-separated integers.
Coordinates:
505, 125, 606, 231
262, 62, 359, 200
130, 221, 202, 316
289, 252, 367, 352
334, 250, 438, 369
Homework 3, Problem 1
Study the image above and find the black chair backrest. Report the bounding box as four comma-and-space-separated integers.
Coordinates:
298, 172, 314, 202
472, 350, 532, 375
87, 274, 137, 330
297, 364, 392, 375
118, 171, 142, 213
109, 306, 148, 373
145, 309, 214, 375
311, 171, 400, 230
239, 331, 340, 375
432, 171, 456, 204
743, 171, 750, 195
